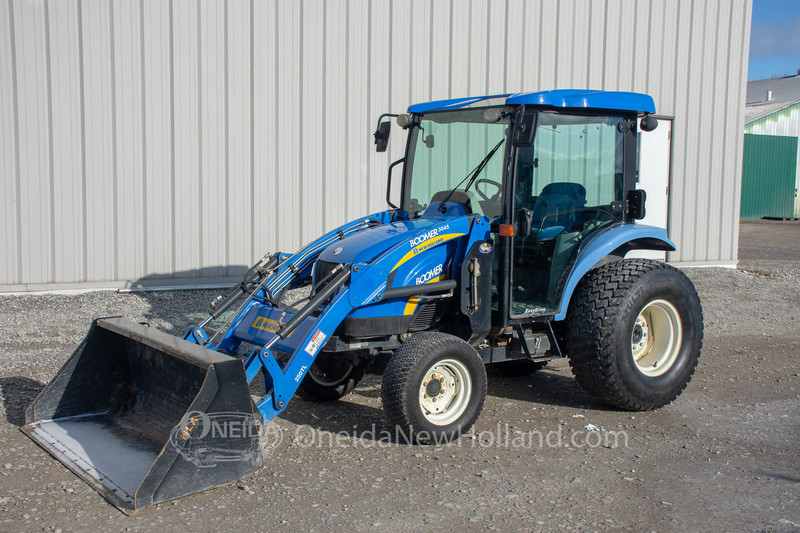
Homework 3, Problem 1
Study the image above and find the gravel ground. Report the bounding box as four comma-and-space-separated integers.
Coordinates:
0, 220, 798, 532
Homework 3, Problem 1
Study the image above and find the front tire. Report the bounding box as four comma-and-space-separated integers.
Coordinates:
299, 353, 365, 402
566, 259, 703, 410
382, 333, 487, 443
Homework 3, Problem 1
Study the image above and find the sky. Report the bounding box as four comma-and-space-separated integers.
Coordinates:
748, 0, 800, 80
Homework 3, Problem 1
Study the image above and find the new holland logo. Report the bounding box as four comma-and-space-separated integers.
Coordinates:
251, 317, 281, 334
333, 247, 343, 255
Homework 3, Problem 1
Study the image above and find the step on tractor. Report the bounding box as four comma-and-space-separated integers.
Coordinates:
23, 90, 703, 513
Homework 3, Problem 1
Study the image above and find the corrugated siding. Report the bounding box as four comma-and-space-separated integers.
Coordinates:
745, 103, 800, 218
0, 0, 752, 290
740, 134, 798, 219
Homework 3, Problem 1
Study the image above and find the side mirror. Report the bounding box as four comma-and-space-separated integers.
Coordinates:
518, 208, 533, 237
512, 106, 536, 147
640, 115, 658, 132
627, 189, 647, 220
374, 121, 391, 152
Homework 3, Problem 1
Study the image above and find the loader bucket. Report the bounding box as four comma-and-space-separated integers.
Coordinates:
22, 318, 262, 514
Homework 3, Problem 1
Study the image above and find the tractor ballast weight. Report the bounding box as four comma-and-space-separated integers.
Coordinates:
24, 90, 703, 512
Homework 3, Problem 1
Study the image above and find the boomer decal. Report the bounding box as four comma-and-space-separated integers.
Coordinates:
415, 264, 443, 285
392, 231, 464, 272
408, 225, 449, 247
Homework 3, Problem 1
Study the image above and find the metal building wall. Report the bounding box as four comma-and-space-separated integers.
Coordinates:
0, 0, 752, 291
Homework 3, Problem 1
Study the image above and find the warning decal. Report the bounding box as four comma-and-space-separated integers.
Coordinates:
304, 329, 327, 356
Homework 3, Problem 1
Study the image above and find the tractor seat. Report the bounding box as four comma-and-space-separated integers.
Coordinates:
529, 182, 587, 238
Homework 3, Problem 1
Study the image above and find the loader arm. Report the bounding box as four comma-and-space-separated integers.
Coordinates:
186, 210, 395, 346
194, 213, 491, 424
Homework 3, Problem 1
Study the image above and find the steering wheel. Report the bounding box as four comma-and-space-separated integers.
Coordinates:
474, 178, 502, 201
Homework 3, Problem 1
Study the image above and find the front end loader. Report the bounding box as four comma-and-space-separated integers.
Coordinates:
23, 90, 703, 513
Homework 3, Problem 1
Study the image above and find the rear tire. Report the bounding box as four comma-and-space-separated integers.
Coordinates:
299, 353, 365, 402
382, 333, 487, 443
566, 259, 703, 410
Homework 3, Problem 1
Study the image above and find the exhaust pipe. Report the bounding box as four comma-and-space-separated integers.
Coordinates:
22, 318, 262, 514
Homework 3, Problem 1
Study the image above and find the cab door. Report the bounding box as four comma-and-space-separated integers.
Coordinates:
508, 112, 627, 318
628, 117, 671, 260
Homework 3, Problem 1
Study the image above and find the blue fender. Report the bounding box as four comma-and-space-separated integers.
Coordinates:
553, 224, 675, 321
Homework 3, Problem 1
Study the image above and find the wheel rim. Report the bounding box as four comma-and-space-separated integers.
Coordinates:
631, 299, 682, 377
308, 361, 353, 387
418, 358, 472, 426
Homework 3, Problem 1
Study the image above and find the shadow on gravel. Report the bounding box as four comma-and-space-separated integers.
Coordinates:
279, 397, 398, 441
760, 470, 800, 484
486, 370, 608, 411
0, 377, 44, 426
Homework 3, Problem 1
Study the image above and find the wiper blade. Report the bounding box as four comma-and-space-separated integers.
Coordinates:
438, 138, 505, 213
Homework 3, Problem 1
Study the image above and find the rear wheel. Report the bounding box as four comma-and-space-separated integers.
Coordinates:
566, 259, 703, 410
382, 333, 486, 443
299, 353, 365, 402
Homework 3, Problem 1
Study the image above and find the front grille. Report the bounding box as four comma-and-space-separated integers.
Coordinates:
409, 299, 447, 332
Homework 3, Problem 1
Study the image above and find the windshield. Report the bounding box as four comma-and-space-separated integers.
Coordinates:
402, 109, 510, 220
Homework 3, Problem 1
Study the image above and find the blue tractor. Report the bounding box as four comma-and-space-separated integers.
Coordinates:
24, 90, 702, 513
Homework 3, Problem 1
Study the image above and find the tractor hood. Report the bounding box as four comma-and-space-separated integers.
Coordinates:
317, 215, 463, 265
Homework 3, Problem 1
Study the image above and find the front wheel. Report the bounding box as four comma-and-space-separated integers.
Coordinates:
566, 259, 703, 410
299, 353, 365, 402
382, 333, 487, 443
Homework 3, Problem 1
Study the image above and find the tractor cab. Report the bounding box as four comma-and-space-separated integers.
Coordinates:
390, 91, 656, 322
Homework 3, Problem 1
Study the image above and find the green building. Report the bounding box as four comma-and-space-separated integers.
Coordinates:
743, 75, 800, 219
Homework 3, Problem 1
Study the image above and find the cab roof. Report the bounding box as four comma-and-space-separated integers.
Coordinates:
407, 90, 656, 114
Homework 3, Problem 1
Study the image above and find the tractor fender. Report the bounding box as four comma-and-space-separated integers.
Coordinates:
553, 224, 675, 321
